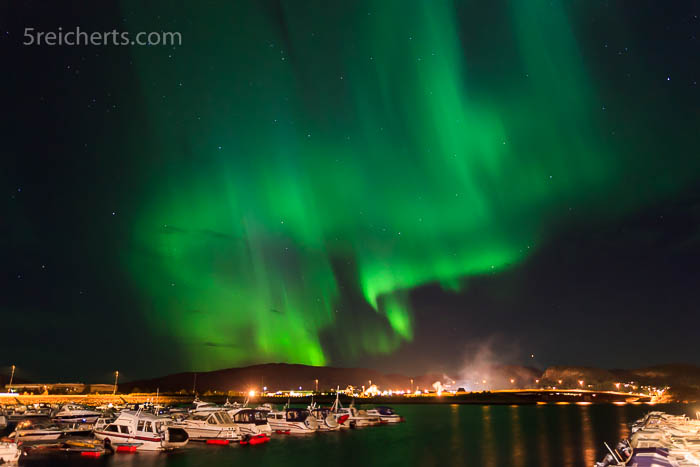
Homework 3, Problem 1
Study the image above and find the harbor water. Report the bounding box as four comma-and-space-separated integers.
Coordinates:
19, 403, 695, 467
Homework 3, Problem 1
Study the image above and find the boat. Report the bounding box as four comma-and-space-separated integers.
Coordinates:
266, 408, 318, 434
366, 406, 403, 423
3, 403, 52, 421
596, 411, 700, 466
228, 407, 272, 435
0, 441, 21, 464
174, 410, 241, 441
329, 392, 378, 428
94, 410, 189, 451
189, 397, 224, 413
7, 420, 66, 442
308, 403, 341, 431
335, 406, 380, 427
52, 404, 101, 424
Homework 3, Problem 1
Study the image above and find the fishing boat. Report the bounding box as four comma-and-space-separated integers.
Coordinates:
0, 441, 21, 464
174, 410, 240, 441
228, 407, 272, 435
94, 410, 189, 451
308, 403, 341, 431
334, 405, 381, 428
266, 408, 318, 434
329, 391, 378, 428
52, 404, 101, 424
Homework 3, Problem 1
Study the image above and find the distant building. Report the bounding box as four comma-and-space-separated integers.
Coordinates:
5, 383, 116, 394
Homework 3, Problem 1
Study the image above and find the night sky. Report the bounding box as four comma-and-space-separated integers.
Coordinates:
2, 1, 699, 383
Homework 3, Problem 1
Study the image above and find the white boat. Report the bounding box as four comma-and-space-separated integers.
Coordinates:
0, 441, 21, 464
8, 420, 65, 442
53, 404, 101, 424
190, 397, 222, 413
335, 406, 380, 428
174, 410, 240, 441
3, 403, 52, 421
266, 408, 318, 434
366, 406, 403, 423
309, 404, 341, 431
228, 408, 272, 435
94, 410, 189, 451
329, 391, 376, 428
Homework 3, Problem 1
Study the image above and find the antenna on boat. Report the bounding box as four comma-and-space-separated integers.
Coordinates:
331, 386, 341, 412
113, 370, 119, 395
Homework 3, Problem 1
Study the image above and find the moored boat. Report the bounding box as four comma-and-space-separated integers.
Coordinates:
228, 407, 272, 435
94, 410, 189, 451
52, 404, 101, 424
267, 408, 318, 434
0, 441, 21, 464
366, 406, 403, 423
174, 410, 240, 441
8, 420, 66, 442
309, 404, 341, 431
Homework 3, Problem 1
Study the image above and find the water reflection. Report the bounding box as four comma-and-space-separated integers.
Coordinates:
481, 405, 497, 467
580, 406, 596, 466
558, 406, 575, 467
615, 405, 630, 440
536, 404, 551, 467
449, 404, 464, 462
510, 406, 525, 467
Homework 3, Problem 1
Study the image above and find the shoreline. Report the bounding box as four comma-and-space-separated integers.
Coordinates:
0, 388, 657, 406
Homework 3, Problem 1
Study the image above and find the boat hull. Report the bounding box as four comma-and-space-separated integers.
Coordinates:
0, 442, 21, 464
268, 420, 317, 434
94, 428, 188, 451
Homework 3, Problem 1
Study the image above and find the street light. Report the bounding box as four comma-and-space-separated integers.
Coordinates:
9, 365, 16, 387
578, 380, 584, 387
113, 371, 119, 395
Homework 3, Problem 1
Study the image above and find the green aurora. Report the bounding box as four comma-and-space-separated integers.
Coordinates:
120, 0, 698, 370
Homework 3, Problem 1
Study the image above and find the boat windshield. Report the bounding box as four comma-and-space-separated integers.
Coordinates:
286, 410, 309, 422
377, 407, 395, 415
233, 410, 256, 423
217, 412, 233, 424
253, 411, 268, 425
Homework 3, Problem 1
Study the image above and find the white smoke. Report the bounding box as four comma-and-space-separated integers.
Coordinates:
454, 336, 536, 391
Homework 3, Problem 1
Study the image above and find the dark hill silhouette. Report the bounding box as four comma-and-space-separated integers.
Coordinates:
119, 363, 449, 393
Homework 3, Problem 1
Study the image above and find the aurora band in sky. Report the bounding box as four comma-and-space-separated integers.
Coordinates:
121, 0, 695, 370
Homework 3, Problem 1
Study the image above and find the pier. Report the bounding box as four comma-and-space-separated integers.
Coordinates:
0, 388, 652, 407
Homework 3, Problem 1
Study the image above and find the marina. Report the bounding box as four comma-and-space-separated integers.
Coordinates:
0, 394, 406, 462
0, 402, 696, 466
